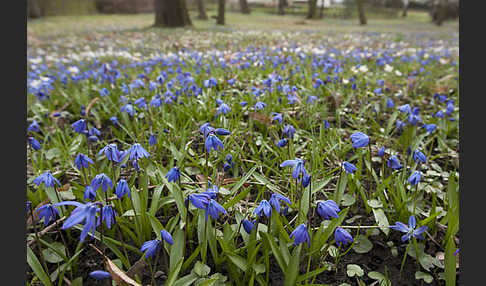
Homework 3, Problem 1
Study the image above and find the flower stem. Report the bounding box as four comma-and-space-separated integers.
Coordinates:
29, 204, 49, 273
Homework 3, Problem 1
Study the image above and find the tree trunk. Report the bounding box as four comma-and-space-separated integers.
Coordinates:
319, 0, 325, 18
356, 0, 367, 25
154, 0, 192, 27
217, 0, 225, 25
435, 0, 447, 26
306, 0, 318, 19
27, 0, 42, 18
278, 0, 285, 15
240, 0, 251, 14
197, 0, 208, 20
402, 0, 409, 17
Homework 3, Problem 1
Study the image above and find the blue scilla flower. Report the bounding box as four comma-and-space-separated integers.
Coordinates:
141, 239, 160, 258
254, 101, 267, 111
99, 87, 110, 97
396, 120, 406, 131
28, 120, 40, 133
387, 155, 402, 170
280, 158, 307, 181
215, 128, 231, 136
200, 123, 215, 138
323, 120, 331, 129
121, 103, 135, 116
408, 114, 422, 126
34, 171, 61, 188
113, 149, 129, 164
83, 185, 96, 201
398, 104, 411, 114
110, 116, 118, 125
342, 161, 357, 174
378, 146, 386, 157
36, 204, 60, 226
205, 199, 227, 221
74, 153, 94, 171
302, 174, 311, 188
240, 101, 248, 107
188, 193, 211, 209
90, 173, 113, 192
115, 179, 130, 198
205, 134, 224, 153
28, 137, 41, 151
269, 193, 291, 214
148, 134, 157, 146
434, 110, 444, 118
134, 97, 147, 109
254, 199, 272, 218
216, 103, 231, 117
283, 124, 296, 139
71, 119, 87, 134
350, 132, 369, 148
422, 124, 437, 134
390, 215, 428, 242
290, 224, 310, 247
165, 167, 181, 183
98, 144, 119, 161
129, 143, 150, 161
408, 171, 421, 185
89, 270, 111, 280
242, 219, 256, 234
307, 95, 318, 104
271, 112, 283, 124
446, 101, 454, 116
276, 138, 288, 147
161, 229, 174, 245
317, 200, 340, 220
57, 201, 100, 242
102, 205, 116, 229
89, 127, 101, 137
335, 227, 353, 247
386, 98, 395, 108
413, 149, 427, 163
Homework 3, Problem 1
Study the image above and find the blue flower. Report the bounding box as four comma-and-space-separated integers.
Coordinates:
74, 153, 94, 170
215, 128, 231, 136
386, 98, 395, 108
110, 116, 118, 125
102, 205, 116, 229
165, 167, 181, 183
161, 229, 174, 245
57, 201, 100, 242
240, 101, 248, 107
115, 179, 130, 198
205, 199, 227, 221
242, 219, 256, 234
90, 173, 113, 192
408, 171, 421, 185
302, 174, 311, 188
98, 144, 120, 162
350, 132, 369, 148
269, 193, 291, 214
99, 87, 110, 97
280, 158, 307, 181
148, 134, 157, 146
28, 137, 41, 151
307, 95, 318, 104
129, 143, 150, 161
34, 171, 61, 188
446, 101, 454, 116
121, 103, 135, 116
387, 155, 402, 170
89, 270, 111, 280
283, 124, 296, 139
290, 224, 310, 247
200, 123, 215, 138
83, 185, 96, 201
342, 161, 357, 174
323, 120, 331, 129
205, 134, 224, 153
36, 204, 60, 226
188, 193, 211, 209
276, 138, 288, 147
254, 199, 272, 218
271, 112, 283, 124
413, 149, 427, 163
378, 146, 385, 157
334, 227, 353, 247
216, 103, 231, 116
317, 200, 340, 220
71, 119, 87, 134
396, 120, 406, 131
140, 239, 160, 258
254, 101, 266, 111
28, 120, 40, 133
434, 110, 444, 118
408, 114, 422, 126
389, 215, 428, 242
398, 104, 411, 114
422, 124, 437, 134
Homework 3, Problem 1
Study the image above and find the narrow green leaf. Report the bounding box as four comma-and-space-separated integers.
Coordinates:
27, 246, 53, 286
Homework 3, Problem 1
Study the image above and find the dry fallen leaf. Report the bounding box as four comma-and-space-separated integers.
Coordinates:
126, 258, 147, 280
106, 258, 142, 286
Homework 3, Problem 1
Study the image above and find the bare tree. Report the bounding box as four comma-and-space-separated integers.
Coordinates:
434, 0, 447, 26
240, 0, 251, 14
319, 0, 325, 18
278, 0, 285, 15
217, 0, 225, 25
27, 0, 42, 18
197, 0, 208, 20
356, 0, 367, 25
402, 0, 409, 17
307, 0, 318, 19
154, 0, 192, 27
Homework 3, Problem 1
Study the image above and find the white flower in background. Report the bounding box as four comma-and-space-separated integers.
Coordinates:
395, 70, 403, 76
68, 66, 79, 74
359, 65, 369, 73
384, 64, 394, 72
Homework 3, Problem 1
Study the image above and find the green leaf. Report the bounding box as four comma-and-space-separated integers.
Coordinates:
229, 165, 257, 195
146, 212, 163, 239
170, 229, 185, 273
193, 261, 211, 277
42, 242, 66, 264
226, 253, 248, 272
45, 148, 61, 161
262, 232, 287, 272
284, 244, 302, 286
341, 194, 356, 207
372, 208, 390, 235
173, 274, 199, 286
165, 258, 184, 286
346, 264, 364, 277
352, 236, 373, 254
415, 271, 433, 284
297, 265, 329, 283
27, 246, 53, 286
444, 237, 457, 286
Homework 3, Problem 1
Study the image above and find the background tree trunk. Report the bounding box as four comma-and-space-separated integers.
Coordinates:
278, 0, 285, 15
27, 0, 42, 18
356, 0, 367, 25
217, 0, 225, 25
154, 0, 192, 27
306, 0, 318, 19
402, 0, 409, 17
197, 0, 208, 20
435, 0, 447, 26
239, 0, 251, 14
319, 0, 325, 18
